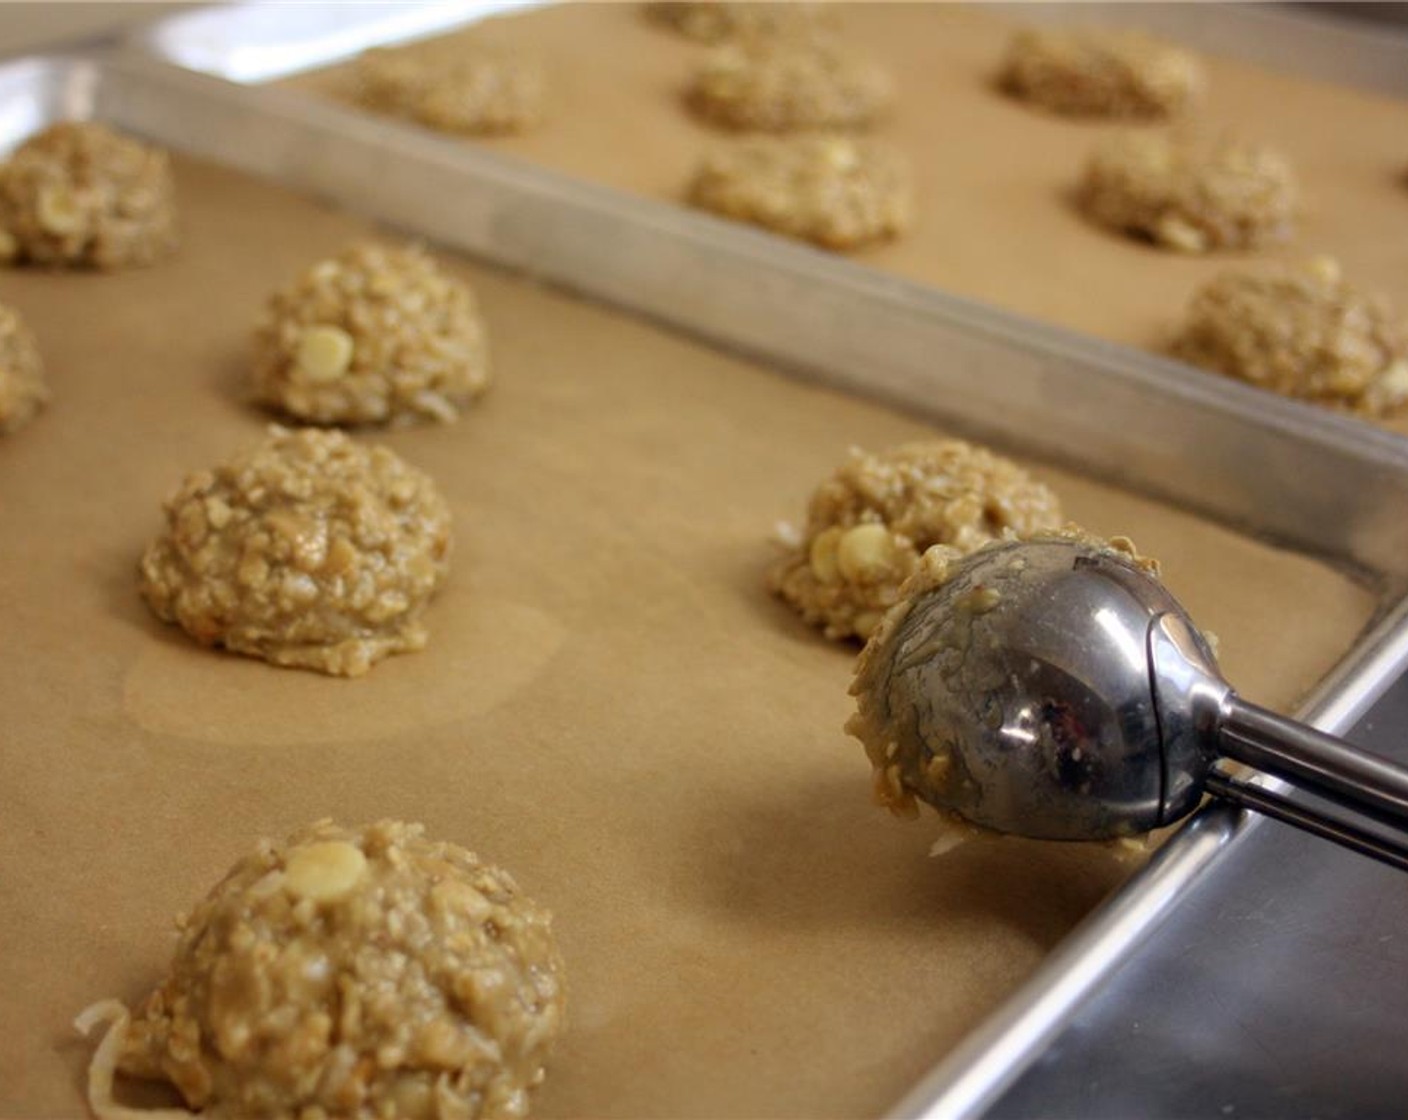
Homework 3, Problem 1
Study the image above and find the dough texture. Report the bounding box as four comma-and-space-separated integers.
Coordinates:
0, 302, 47, 435
253, 242, 490, 427
138, 426, 452, 677
646, 1, 832, 44
1078, 131, 1298, 252
999, 28, 1204, 119
769, 441, 1064, 642
688, 134, 911, 249
847, 530, 1158, 820
0, 121, 177, 269
688, 38, 894, 132
353, 42, 545, 135
78, 819, 565, 1120
1170, 257, 1408, 416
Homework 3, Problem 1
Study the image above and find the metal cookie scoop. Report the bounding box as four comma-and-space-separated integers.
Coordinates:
861, 537, 1408, 869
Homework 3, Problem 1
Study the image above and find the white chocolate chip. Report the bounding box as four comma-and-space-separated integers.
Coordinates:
295, 325, 355, 383
808, 526, 844, 584
1306, 255, 1342, 285
837, 522, 898, 583
36, 185, 84, 236
283, 840, 367, 902
820, 137, 859, 172
204, 496, 232, 530
853, 609, 882, 639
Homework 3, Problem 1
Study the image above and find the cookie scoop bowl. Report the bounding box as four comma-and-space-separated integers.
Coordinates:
854, 538, 1408, 866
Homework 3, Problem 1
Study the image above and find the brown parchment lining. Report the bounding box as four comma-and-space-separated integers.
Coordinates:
0, 142, 1380, 1118
292, 1, 1408, 436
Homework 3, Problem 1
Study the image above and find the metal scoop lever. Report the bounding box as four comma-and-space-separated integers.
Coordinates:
868, 537, 1408, 870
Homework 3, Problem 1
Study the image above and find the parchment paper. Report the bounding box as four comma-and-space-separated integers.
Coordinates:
293, 1, 1408, 436
0, 149, 1379, 1118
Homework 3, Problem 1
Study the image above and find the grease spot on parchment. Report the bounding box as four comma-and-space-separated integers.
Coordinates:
122, 589, 566, 745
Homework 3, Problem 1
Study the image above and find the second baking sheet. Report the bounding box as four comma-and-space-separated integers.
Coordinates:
290, 1, 1408, 436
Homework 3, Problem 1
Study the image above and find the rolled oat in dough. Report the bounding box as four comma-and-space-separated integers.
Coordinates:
769, 441, 1064, 642
138, 425, 452, 677
687, 38, 894, 132
998, 28, 1204, 119
352, 42, 545, 135
0, 121, 177, 270
77, 819, 565, 1120
688, 133, 911, 249
646, 1, 833, 44
848, 530, 1158, 820
1170, 257, 1408, 416
1078, 131, 1298, 252
0, 302, 47, 435
253, 242, 490, 427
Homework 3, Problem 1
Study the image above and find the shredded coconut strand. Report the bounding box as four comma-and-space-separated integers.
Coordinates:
771, 520, 803, 549
74, 1000, 196, 1120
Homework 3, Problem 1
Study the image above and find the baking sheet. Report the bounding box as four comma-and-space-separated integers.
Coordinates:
0, 139, 1381, 1120
286, 1, 1408, 438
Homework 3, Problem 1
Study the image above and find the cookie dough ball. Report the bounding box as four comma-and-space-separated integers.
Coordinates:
0, 302, 47, 435
688, 38, 894, 132
848, 530, 1158, 820
1078, 131, 1298, 252
353, 42, 545, 135
0, 121, 176, 269
78, 819, 565, 1120
688, 134, 911, 250
1170, 258, 1408, 417
253, 242, 490, 427
647, 1, 832, 44
769, 441, 1064, 642
999, 28, 1204, 119
138, 426, 452, 677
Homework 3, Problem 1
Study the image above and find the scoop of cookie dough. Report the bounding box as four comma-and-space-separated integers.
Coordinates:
78, 819, 565, 1120
0, 121, 177, 269
0, 302, 47, 435
353, 42, 545, 135
646, 1, 832, 44
688, 134, 911, 249
999, 28, 1204, 119
253, 242, 490, 427
688, 38, 894, 132
1078, 131, 1298, 252
848, 530, 1158, 820
1170, 257, 1408, 417
138, 426, 452, 677
769, 441, 1064, 642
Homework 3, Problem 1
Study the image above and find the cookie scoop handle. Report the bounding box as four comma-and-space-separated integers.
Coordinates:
1202, 695, 1408, 872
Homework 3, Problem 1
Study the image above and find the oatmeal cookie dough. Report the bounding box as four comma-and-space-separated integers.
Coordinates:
352, 41, 545, 135
1170, 257, 1408, 417
77, 819, 565, 1120
688, 134, 911, 249
1078, 131, 1298, 253
253, 242, 490, 427
769, 441, 1064, 642
646, 1, 832, 44
0, 121, 176, 269
998, 28, 1204, 119
848, 530, 1158, 821
0, 302, 47, 435
138, 426, 452, 677
688, 38, 894, 132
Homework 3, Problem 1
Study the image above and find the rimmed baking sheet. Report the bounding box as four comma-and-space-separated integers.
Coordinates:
3, 52, 1408, 1119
